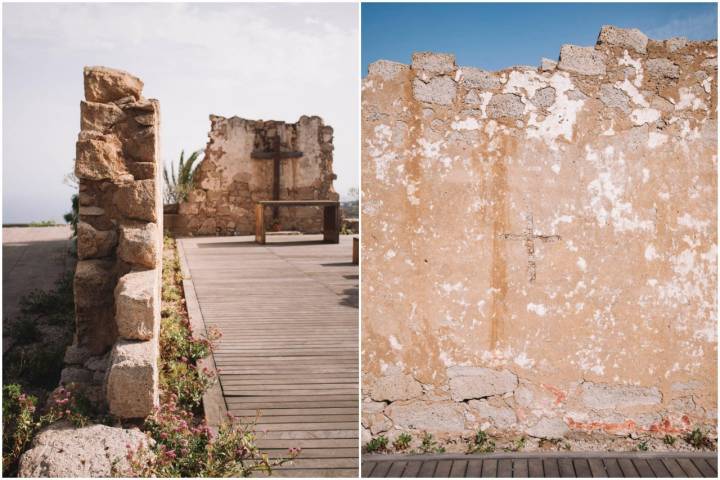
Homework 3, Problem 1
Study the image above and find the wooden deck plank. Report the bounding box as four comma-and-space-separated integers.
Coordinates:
663, 458, 689, 477
618, 458, 639, 477
179, 235, 358, 477
403, 460, 423, 477
512, 458, 528, 477
450, 460, 468, 477
497, 459, 513, 477
676, 458, 703, 477
435, 459, 453, 477
631, 458, 655, 477
587, 458, 607, 477
689, 458, 715, 477
572, 458, 592, 477
603, 458, 623, 477
528, 458, 544, 477
543, 458, 560, 477
647, 458, 671, 477
482, 459, 498, 477
558, 458, 575, 477
362, 461, 377, 478
388, 461, 408, 478
467, 460, 484, 477
418, 460, 438, 477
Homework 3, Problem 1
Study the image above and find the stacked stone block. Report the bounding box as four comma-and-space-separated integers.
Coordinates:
65, 66, 162, 418
166, 115, 338, 236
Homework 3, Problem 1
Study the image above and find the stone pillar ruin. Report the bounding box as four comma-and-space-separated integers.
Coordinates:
362, 26, 717, 443
165, 115, 338, 236
64, 66, 162, 418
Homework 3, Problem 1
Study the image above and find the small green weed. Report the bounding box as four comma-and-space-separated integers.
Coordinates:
365, 435, 389, 453
637, 440, 649, 451
393, 432, 412, 451
419, 432, 445, 454
468, 429, 495, 453
663, 434, 676, 446
685, 428, 713, 450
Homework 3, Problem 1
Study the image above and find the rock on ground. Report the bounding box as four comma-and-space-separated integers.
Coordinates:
18, 421, 150, 477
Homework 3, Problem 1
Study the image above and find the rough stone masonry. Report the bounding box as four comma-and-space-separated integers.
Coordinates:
361, 26, 717, 444
64, 66, 162, 419
167, 115, 338, 235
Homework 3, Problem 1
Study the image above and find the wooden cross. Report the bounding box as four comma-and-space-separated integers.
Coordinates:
251, 136, 303, 220
500, 213, 561, 282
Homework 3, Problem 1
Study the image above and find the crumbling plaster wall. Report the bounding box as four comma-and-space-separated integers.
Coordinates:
65, 66, 162, 419
361, 26, 718, 444
168, 115, 338, 235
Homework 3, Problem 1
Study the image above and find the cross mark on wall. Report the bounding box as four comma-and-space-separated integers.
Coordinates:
500, 213, 561, 282
251, 135, 303, 220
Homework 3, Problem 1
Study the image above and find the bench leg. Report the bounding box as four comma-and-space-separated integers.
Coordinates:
352, 237, 359, 265
323, 205, 340, 243
255, 204, 266, 244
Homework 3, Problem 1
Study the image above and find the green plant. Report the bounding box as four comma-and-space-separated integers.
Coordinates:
159, 236, 221, 411
505, 436, 526, 453
2, 384, 89, 476
63, 193, 79, 238
418, 432, 445, 454
3, 345, 67, 389
164, 149, 202, 204
3, 384, 40, 475
637, 440, 649, 451
28, 220, 56, 227
19, 272, 74, 320
468, 429, 495, 453
11, 317, 41, 346
393, 432, 412, 451
685, 428, 713, 449
663, 434, 676, 446
364, 435, 389, 453
119, 398, 296, 477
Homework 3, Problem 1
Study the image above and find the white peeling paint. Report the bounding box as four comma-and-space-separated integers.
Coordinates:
648, 132, 668, 149
527, 303, 547, 316
389, 335, 403, 351
577, 257, 587, 271
630, 108, 661, 126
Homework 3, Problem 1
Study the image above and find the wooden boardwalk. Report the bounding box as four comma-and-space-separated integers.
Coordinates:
362, 453, 718, 478
178, 234, 359, 477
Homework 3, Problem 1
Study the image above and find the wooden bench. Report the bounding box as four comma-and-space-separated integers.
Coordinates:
255, 200, 340, 244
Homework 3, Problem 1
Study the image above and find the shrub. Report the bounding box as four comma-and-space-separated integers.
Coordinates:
663, 434, 676, 446
11, 317, 41, 346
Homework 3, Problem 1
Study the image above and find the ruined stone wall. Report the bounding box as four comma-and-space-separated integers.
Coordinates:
167, 115, 338, 236
64, 66, 162, 419
362, 26, 717, 445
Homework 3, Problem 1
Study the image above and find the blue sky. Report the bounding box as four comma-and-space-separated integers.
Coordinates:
362, 2, 718, 73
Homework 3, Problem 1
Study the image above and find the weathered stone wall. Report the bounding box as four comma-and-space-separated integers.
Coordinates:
362, 26, 717, 445
64, 66, 162, 419
167, 115, 338, 235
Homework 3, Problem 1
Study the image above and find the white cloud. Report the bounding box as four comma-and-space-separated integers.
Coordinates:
2, 3, 359, 222
645, 14, 717, 40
